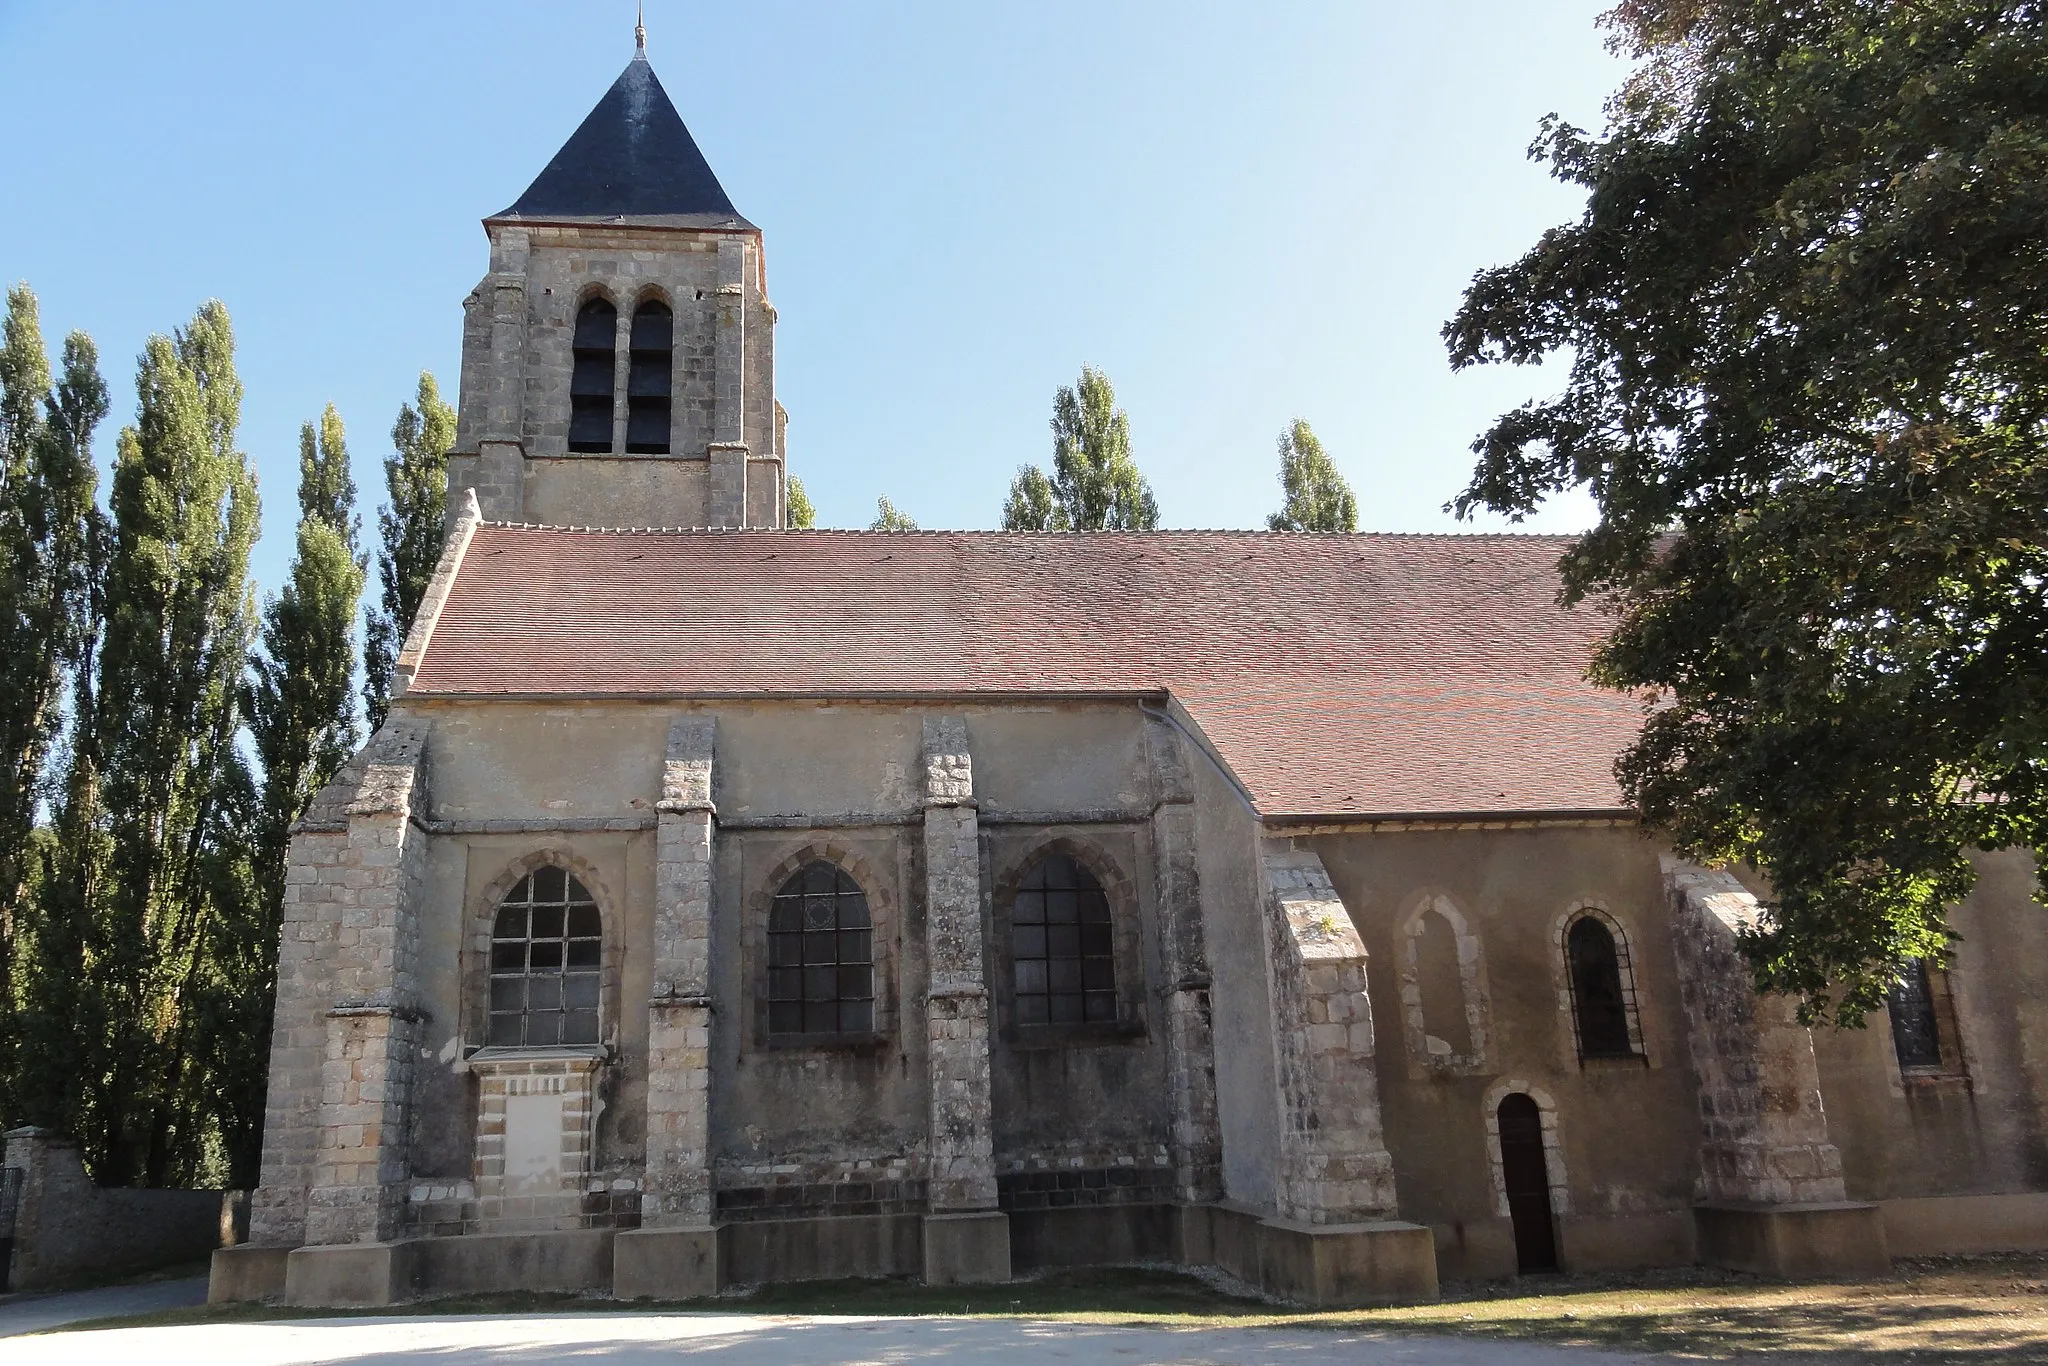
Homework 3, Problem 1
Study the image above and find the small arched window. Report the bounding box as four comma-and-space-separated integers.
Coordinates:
1888, 958, 1944, 1070
489, 865, 601, 1047
568, 298, 618, 453
1566, 916, 1635, 1059
767, 862, 874, 1036
626, 299, 672, 454
1012, 853, 1115, 1026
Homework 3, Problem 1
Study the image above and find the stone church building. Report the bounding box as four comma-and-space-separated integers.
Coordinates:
211, 34, 2048, 1308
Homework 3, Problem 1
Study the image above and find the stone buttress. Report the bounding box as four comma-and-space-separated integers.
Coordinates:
612, 716, 721, 1297
1664, 856, 1889, 1276
1145, 718, 1223, 1208
918, 717, 1011, 1284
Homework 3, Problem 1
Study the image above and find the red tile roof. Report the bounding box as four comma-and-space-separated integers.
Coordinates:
408, 525, 1643, 819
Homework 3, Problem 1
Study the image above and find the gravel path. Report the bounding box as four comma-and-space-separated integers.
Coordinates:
0, 1274, 209, 1337
0, 1309, 1669, 1363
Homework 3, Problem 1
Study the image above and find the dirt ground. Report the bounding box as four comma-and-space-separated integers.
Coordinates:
30, 1252, 2048, 1362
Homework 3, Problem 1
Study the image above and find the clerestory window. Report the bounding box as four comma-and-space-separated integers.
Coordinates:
488, 865, 602, 1047
767, 862, 874, 1036
1011, 853, 1116, 1026
568, 298, 618, 453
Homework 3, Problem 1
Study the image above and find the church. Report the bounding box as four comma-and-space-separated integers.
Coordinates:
209, 30, 2048, 1308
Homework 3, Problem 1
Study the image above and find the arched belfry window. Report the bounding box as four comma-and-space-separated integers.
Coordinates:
1565, 915, 1635, 1059
489, 865, 601, 1047
1012, 853, 1116, 1026
768, 862, 874, 1036
626, 299, 672, 454
569, 298, 618, 453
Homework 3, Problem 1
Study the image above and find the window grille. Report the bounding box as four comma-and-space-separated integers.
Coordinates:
767, 862, 874, 1036
488, 865, 601, 1047
569, 298, 618, 452
1012, 853, 1116, 1026
1566, 916, 1635, 1058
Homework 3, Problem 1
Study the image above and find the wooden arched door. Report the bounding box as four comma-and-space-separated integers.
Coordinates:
1497, 1092, 1558, 1272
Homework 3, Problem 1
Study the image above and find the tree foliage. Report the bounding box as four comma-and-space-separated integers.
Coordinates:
1265, 419, 1358, 532
76, 301, 261, 1183
870, 496, 917, 531
786, 474, 816, 529
1003, 367, 1159, 530
1444, 0, 2048, 1020
0, 286, 106, 1129
363, 373, 454, 732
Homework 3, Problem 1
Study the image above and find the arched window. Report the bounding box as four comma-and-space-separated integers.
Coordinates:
1012, 852, 1115, 1026
568, 298, 617, 453
767, 862, 874, 1036
489, 865, 601, 1047
1888, 958, 1944, 1071
1566, 916, 1635, 1059
1414, 908, 1472, 1057
626, 299, 672, 454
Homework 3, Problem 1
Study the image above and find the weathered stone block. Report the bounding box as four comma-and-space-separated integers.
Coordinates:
1694, 1201, 1889, 1279
613, 1225, 722, 1300
283, 1239, 423, 1307
922, 1211, 1011, 1286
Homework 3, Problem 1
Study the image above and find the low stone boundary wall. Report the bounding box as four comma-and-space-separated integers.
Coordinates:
4, 1127, 232, 1290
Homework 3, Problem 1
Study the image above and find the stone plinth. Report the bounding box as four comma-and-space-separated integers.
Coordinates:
1695, 1201, 1890, 1279
284, 1239, 422, 1307
613, 1225, 723, 1300
1208, 1205, 1438, 1306
922, 1211, 1012, 1286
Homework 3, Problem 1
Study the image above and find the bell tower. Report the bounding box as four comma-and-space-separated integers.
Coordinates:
447, 24, 786, 529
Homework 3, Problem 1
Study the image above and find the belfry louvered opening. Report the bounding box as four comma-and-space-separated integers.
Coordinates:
627, 299, 673, 454
569, 298, 618, 453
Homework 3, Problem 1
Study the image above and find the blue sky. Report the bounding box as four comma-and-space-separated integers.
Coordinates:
0, 1, 1625, 597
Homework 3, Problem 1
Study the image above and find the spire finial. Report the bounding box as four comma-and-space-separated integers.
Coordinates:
635, 2, 647, 55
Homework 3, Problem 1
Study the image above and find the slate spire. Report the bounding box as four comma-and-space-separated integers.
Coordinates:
493, 31, 752, 229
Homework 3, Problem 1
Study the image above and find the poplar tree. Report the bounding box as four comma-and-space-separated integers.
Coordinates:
0, 287, 105, 1127
85, 301, 260, 1184
1266, 419, 1358, 532
869, 497, 917, 531
786, 475, 816, 529
1003, 368, 1159, 530
364, 374, 454, 732
16, 335, 112, 1138
230, 405, 365, 1181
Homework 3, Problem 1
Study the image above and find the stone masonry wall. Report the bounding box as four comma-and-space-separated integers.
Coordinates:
1261, 841, 1398, 1224
922, 717, 998, 1211
1664, 856, 1848, 1206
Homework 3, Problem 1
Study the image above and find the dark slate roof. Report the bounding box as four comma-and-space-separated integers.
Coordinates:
406, 526, 1641, 821
493, 53, 754, 230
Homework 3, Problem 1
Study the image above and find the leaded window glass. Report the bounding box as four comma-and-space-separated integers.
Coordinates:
1012, 853, 1115, 1026
1888, 958, 1944, 1071
488, 865, 601, 1047
767, 862, 874, 1036
1566, 916, 1634, 1059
